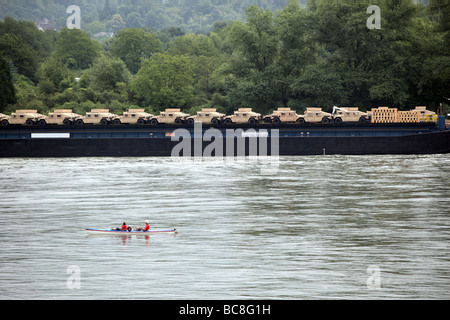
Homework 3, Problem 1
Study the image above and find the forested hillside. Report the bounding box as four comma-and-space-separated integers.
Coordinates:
0, 1, 449, 116
0, 0, 304, 34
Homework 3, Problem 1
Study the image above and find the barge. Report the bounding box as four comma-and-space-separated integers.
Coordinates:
0, 117, 449, 157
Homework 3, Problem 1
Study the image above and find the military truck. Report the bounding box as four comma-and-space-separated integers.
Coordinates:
332, 107, 370, 123
223, 108, 261, 124
186, 108, 226, 125
7, 110, 47, 125
76, 109, 121, 125
263, 107, 302, 124
149, 108, 190, 125
44, 109, 82, 125
296, 108, 332, 124
0, 113, 11, 126
119, 109, 154, 125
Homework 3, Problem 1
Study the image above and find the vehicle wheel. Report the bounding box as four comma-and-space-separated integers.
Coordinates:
174, 118, 184, 124
272, 117, 280, 124
211, 118, 219, 125
150, 119, 158, 125
248, 118, 256, 125
321, 117, 330, 124
296, 118, 305, 124
25, 119, 34, 126
263, 117, 272, 124
358, 117, 367, 123
334, 117, 342, 123
224, 118, 232, 125
113, 119, 121, 125
1, 120, 9, 126
38, 119, 47, 126
75, 119, 84, 126
186, 118, 195, 125
100, 119, 108, 126
137, 118, 145, 125
62, 119, 72, 126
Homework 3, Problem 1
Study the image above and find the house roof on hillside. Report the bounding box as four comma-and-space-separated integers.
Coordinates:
35, 18, 59, 31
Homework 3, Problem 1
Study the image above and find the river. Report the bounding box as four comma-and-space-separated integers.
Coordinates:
0, 155, 449, 299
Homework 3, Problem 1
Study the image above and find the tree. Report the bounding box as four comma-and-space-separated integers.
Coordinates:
107, 14, 126, 34
0, 56, 16, 111
308, 1, 418, 107
223, 5, 280, 113
111, 28, 162, 74
274, 1, 318, 107
53, 28, 101, 70
100, 0, 113, 21
131, 53, 194, 110
0, 17, 55, 82
228, 5, 278, 72
166, 33, 223, 105
166, 33, 219, 57
37, 56, 71, 92
84, 55, 131, 92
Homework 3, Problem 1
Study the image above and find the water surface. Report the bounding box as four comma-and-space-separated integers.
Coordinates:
0, 155, 449, 299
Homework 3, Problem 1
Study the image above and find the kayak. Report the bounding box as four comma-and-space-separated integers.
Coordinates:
86, 227, 177, 235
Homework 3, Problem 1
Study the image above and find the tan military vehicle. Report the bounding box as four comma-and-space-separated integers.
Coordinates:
149, 108, 190, 125
332, 106, 370, 123
44, 109, 82, 125
76, 109, 121, 125
223, 108, 261, 124
186, 108, 226, 125
296, 108, 332, 124
0, 113, 11, 126
119, 109, 154, 125
7, 110, 47, 125
263, 107, 302, 124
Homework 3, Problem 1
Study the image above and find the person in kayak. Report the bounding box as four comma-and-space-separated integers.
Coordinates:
136, 220, 150, 232
111, 222, 129, 231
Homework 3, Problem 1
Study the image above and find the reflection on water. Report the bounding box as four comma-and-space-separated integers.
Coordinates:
0, 155, 449, 299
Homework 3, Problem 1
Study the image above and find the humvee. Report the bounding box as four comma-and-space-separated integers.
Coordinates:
45, 109, 82, 125
186, 108, 226, 125
263, 107, 302, 124
120, 109, 154, 125
296, 108, 332, 124
7, 110, 47, 125
0, 113, 11, 126
332, 107, 370, 123
149, 108, 190, 125
76, 109, 121, 125
223, 108, 261, 124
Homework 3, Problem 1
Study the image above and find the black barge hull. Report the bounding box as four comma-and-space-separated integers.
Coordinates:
1, 122, 449, 157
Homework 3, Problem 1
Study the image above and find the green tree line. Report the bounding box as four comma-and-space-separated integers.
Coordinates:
1, 0, 449, 116
0, 0, 302, 35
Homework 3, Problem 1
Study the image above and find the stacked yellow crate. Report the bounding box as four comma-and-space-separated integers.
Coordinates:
371, 107, 398, 123
371, 106, 437, 123
398, 110, 420, 123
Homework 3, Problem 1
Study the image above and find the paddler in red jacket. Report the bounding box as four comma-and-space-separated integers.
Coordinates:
136, 220, 150, 232
121, 222, 128, 231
